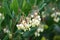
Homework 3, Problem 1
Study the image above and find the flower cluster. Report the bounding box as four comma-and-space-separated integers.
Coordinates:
16, 11, 44, 36
51, 12, 60, 23
3, 28, 12, 39
34, 25, 44, 37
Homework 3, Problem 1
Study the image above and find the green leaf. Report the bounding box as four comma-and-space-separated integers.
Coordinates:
23, 27, 37, 38
3, 0, 13, 18
22, 0, 26, 9
39, 3, 46, 11
10, 0, 19, 14
3, 35, 9, 40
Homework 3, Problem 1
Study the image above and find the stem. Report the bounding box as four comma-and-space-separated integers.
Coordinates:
0, 22, 1, 31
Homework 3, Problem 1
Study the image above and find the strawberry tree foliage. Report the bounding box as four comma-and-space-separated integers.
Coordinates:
0, 0, 60, 40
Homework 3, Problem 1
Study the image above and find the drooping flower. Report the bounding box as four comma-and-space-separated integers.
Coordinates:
54, 17, 60, 23
3, 28, 10, 33
37, 27, 44, 32
0, 13, 4, 20
34, 32, 40, 37
16, 24, 25, 30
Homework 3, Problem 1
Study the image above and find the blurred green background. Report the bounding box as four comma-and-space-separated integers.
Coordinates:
0, 0, 60, 40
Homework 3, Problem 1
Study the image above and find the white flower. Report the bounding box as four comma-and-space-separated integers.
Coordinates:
31, 15, 34, 17
24, 23, 31, 29
24, 29, 27, 31
37, 15, 40, 18
26, 17, 31, 21
29, 20, 32, 24
52, 8, 55, 11
36, 15, 41, 21
0, 13, 2, 17
34, 19, 40, 26
28, 28, 31, 31
51, 13, 56, 17
42, 12, 44, 14
40, 28, 44, 32
37, 28, 41, 32
20, 32, 24, 34
16, 24, 20, 30
54, 17, 60, 23
42, 12, 46, 18
32, 19, 35, 22
9, 33, 12, 39
34, 32, 40, 37
56, 12, 60, 16
37, 33, 40, 36
16, 24, 25, 30
3, 28, 10, 33
31, 19, 40, 27
0, 13, 4, 20
31, 22, 35, 27
51, 12, 60, 18
34, 32, 38, 37
37, 27, 44, 32
22, 20, 26, 24
34, 12, 38, 16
